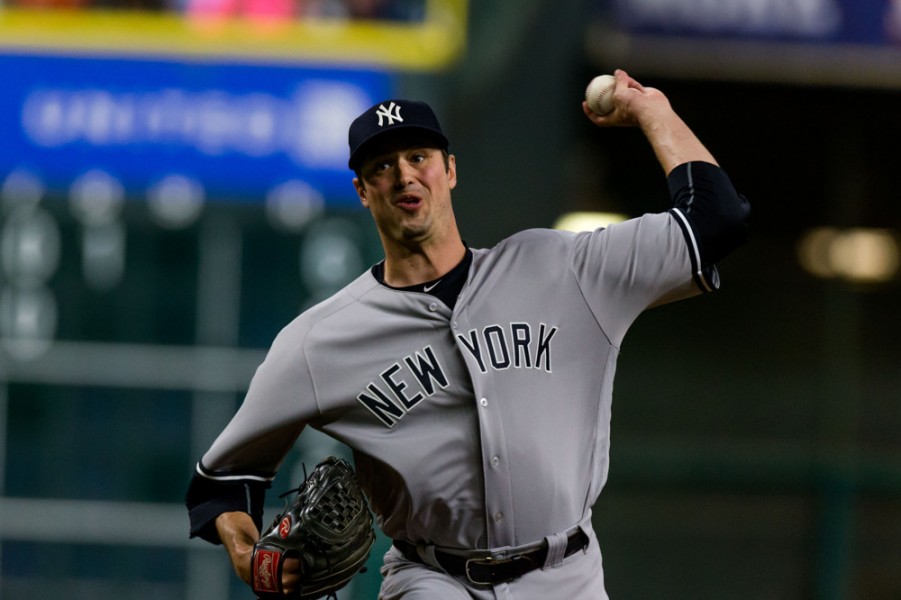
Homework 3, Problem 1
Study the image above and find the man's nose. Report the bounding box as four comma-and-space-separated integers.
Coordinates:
393, 159, 415, 187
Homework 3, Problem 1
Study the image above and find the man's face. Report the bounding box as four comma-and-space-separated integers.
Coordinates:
353, 136, 457, 248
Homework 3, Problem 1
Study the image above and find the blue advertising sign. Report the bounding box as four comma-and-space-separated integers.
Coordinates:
0, 53, 393, 205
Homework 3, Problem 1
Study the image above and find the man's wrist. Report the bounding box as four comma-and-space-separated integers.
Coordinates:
215, 512, 259, 584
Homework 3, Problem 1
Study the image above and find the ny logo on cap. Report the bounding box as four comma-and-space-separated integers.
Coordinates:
376, 102, 403, 127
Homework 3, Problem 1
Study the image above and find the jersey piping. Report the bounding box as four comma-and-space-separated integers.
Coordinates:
669, 207, 716, 292
196, 461, 276, 483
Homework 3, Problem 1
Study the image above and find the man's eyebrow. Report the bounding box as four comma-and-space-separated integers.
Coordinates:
366, 145, 433, 165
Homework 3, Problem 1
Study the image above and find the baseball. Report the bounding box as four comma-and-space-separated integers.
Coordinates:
585, 74, 616, 115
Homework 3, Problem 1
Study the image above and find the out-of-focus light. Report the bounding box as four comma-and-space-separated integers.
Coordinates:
798, 227, 899, 284
69, 170, 124, 227
82, 222, 126, 291
1, 170, 45, 213
300, 218, 362, 290
553, 211, 629, 232
1, 206, 61, 283
266, 180, 325, 232
0, 286, 57, 360
797, 227, 839, 278
147, 175, 205, 229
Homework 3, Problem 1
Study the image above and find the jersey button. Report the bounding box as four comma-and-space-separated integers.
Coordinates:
428, 302, 439, 311
491, 456, 500, 467
494, 512, 504, 523
479, 398, 488, 407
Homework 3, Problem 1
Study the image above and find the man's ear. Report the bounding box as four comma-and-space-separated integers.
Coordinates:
353, 177, 369, 208
447, 154, 457, 190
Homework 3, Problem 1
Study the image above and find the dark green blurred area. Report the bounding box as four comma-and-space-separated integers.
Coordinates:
2, 1, 901, 599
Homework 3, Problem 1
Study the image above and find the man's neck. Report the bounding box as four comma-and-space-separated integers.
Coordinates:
382, 237, 467, 288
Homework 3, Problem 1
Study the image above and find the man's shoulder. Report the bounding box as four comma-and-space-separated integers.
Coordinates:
277, 269, 380, 338
474, 228, 575, 259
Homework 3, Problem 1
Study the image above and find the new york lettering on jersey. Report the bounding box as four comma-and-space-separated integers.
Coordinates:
356, 320, 558, 427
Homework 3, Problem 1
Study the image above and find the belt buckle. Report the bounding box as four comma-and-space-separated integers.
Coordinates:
464, 555, 508, 586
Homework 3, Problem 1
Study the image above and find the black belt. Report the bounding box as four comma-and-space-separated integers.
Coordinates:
393, 528, 589, 587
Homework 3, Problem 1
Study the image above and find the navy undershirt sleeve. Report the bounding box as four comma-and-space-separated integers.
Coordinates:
185, 468, 270, 544
667, 161, 750, 269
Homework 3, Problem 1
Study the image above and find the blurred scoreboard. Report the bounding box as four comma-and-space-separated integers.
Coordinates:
0, 54, 391, 355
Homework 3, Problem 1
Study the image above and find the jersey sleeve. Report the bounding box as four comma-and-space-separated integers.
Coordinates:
185, 319, 320, 543
571, 161, 749, 346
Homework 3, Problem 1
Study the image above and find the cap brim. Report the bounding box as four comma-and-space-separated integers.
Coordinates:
349, 126, 449, 171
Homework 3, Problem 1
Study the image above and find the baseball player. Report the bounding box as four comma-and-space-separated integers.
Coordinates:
186, 69, 750, 598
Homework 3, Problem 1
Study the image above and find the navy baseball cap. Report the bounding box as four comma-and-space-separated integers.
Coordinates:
348, 99, 449, 171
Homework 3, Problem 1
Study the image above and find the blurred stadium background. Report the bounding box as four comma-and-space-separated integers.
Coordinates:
1, 0, 900, 598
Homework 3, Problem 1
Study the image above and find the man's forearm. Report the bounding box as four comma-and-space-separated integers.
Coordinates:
215, 511, 259, 585
641, 109, 718, 176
